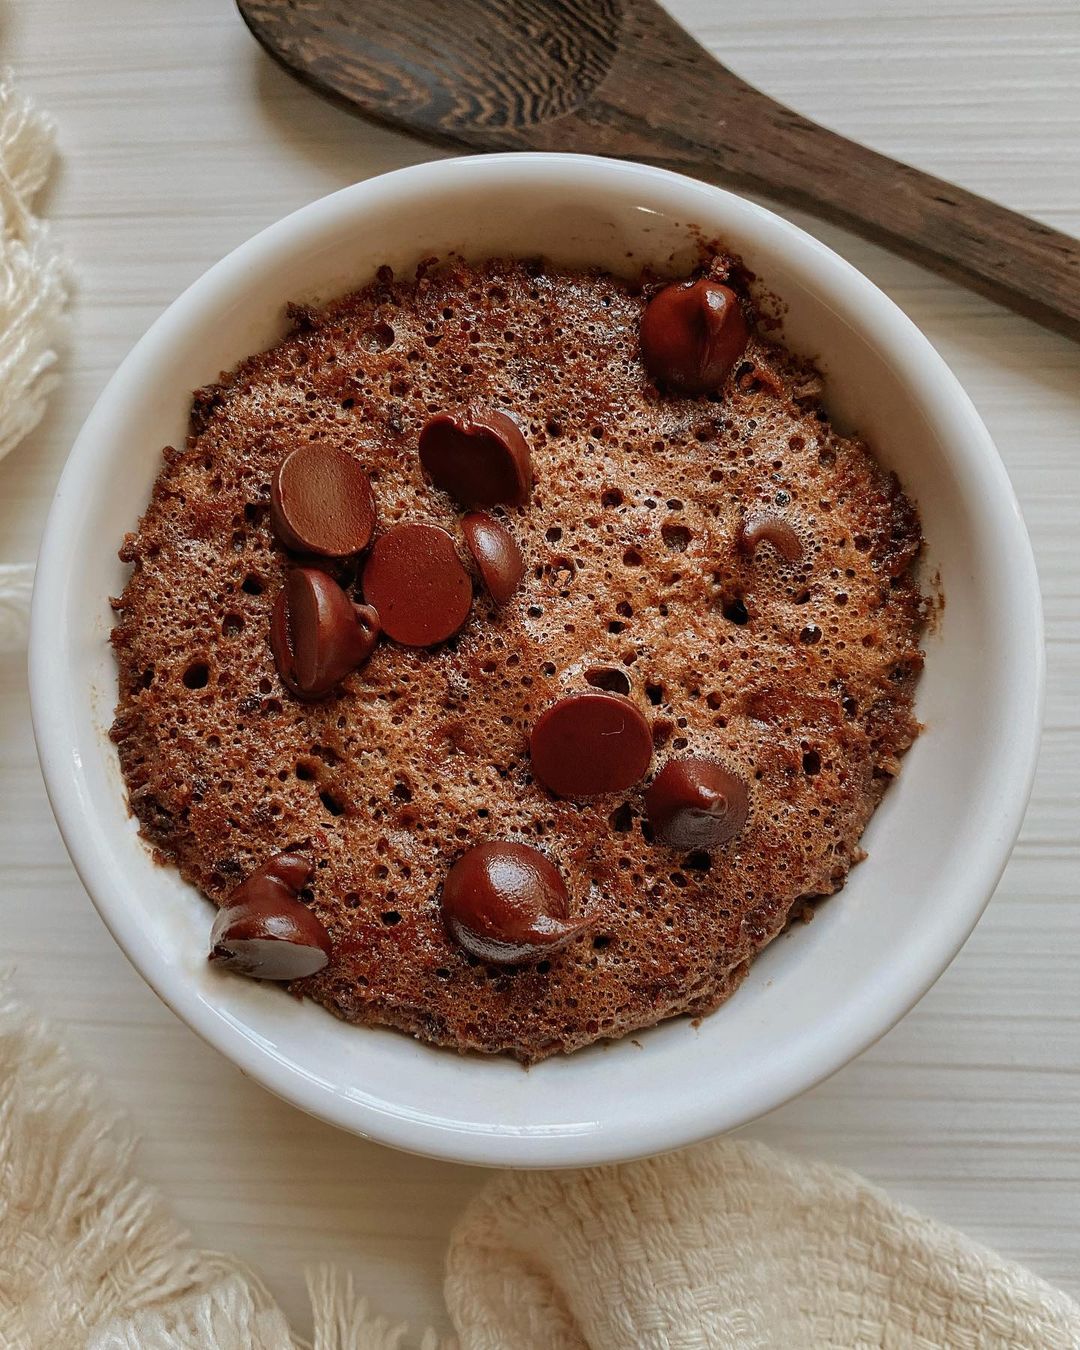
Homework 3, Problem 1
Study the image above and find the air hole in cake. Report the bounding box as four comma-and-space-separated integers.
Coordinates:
601, 488, 623, 508
221, 613, 244, 637
241, 574, 263, 595
685, 851, 711, 873
722, 597, 749, 625
363, 322, 395, 352
320, 790, 345, 816
381, 911, 401, 926
661, 523, 692, 552
392, 780, 412, 803
586, 666, 632, 696
622, 547, 643, 567
608, 620, 625, 634
295, 759, 316, 781
609, 803, 635, 833
546, 526, 563, 543
182, 662, 209, 690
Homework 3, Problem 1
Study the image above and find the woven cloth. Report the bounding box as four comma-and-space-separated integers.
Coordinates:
3, 71, 1079, 1350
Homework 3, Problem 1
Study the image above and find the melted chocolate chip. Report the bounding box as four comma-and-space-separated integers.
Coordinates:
640, 279, 749, 395
270, 444, 376, 557
271, 567, 380, 699
462, 512, 525, 604
441, 841, 590, 965
530, 691, 653, 798
418, 408, 532, 507
362, 522, 472, 646
645, 757, 750, 851
738, 512, 804, 563
208, 852, 332, 980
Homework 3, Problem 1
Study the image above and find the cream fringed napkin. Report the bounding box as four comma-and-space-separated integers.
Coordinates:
0, 68, 67, 655
2, 973, 1080, 1350
4, 73, 1080, 1350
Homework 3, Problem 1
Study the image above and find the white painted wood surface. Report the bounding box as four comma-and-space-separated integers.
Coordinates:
3, 0, 1078, 1337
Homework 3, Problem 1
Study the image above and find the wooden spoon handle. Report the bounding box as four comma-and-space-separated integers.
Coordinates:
683, 95, 1080, 339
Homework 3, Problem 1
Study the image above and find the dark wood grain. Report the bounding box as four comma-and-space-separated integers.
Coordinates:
237, 0, 1080, 339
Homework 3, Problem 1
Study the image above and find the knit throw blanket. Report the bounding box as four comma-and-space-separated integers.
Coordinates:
2, 71, 1079, 1350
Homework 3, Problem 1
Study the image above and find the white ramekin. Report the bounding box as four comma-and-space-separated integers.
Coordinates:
30, 154, 1043, 1167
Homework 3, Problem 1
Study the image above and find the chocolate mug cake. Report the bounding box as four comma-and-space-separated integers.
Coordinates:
109, 252, 925, 1062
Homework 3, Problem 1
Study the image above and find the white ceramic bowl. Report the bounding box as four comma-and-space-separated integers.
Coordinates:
31, 154, 1043, 1167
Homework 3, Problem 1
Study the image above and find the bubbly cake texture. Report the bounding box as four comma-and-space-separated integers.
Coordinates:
110, 255, 925, 1062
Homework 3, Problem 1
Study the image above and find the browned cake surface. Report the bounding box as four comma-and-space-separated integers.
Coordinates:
110, 256, 925, 1062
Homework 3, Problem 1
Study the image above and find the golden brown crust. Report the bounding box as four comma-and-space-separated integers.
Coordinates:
110, 257, 925, 1062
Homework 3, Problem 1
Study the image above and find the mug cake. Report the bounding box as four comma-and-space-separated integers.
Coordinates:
109, 251, 925, 1062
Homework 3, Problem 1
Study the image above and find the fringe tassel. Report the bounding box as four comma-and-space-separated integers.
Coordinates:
0, 971, 445, 1349
0, 562, 33, 652
0, 973, 207, 1348
0, 69, 69, 468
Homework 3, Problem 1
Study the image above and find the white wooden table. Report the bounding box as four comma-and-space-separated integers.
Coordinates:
4, 0, 1078, 1337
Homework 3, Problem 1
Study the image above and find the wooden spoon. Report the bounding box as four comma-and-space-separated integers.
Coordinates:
237, 0, 1080, 339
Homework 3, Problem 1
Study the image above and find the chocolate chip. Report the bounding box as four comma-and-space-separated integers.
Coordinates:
362, 522, 472, 646
271, 567, 380, 699
640, 279, 750, 395
530, 691, 653, 798
738, 511, 804, 563
462, 511, 524, 604
441, 841, 591, 965
418, 408, 532, 507
644, 757, 749, 851
208, 851, 332, 980
270, 444, 376, 557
